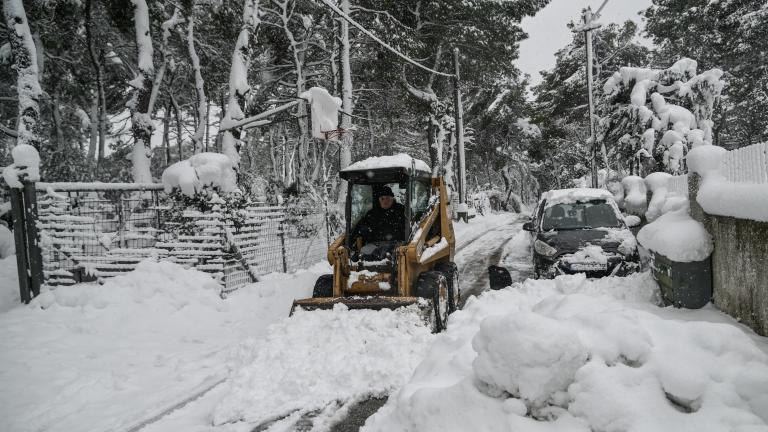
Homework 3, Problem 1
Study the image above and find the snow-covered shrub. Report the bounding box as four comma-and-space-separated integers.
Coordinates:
644, 172, 672, 222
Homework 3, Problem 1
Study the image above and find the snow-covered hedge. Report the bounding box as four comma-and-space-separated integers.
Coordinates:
161, 152, 237, 197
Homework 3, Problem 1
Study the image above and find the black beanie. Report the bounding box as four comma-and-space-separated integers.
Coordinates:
374, 186, 395, 198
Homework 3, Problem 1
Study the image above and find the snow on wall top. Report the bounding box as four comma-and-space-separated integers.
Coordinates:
541, 188, 615, 206
342, 154, 431, 174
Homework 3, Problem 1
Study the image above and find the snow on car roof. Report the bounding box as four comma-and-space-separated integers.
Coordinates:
342, 154, 431, 174
541, 188, 615, 207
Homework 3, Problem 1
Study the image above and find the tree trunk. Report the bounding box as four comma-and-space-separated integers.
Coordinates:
148, 8, 183, 117
88, 91, 98, 159
4, 0, 43, 150
52, 85, 65, 149
163, 102, 171, 164
170, 92, 183, 160
336, 0, 354, 202
128, 0, 156, 183
187, 16, 207, 154
220, 0, 261, 168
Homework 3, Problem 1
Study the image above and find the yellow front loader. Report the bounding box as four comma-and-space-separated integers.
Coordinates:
290, 155, 459, 332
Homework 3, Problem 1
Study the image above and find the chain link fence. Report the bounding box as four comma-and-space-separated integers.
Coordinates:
21, 183, 333, 293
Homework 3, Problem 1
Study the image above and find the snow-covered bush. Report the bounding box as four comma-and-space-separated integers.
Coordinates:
620, 175, 647, 216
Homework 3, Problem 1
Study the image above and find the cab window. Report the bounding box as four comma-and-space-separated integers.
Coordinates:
410, 180, 431, 221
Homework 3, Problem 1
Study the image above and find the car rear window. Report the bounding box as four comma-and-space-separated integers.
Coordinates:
542, 200, 622, 230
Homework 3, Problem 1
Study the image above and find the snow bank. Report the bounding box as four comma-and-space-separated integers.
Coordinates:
363, 273, 768, 432
637, 208, 713, 262
2, 144, 40, 188
211, 304, 432, 426
343, 154, 431, 174
687, 144, 768, 222
0, 259, 330, 432
300, 86, 342, 139
161, 152, 237, 197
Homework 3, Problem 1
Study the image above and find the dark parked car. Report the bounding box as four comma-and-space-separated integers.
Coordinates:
522, 188, 640, 279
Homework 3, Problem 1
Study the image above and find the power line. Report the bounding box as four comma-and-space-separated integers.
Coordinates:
316, 0, 455, 78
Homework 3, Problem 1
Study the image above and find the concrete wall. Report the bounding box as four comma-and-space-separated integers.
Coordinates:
689, 174, 768, 336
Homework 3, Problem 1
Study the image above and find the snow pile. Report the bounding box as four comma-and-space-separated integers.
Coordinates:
637, 208, 713, 262
0, 259, 329, 432
343, 154, 431, 174
2, 144, 40, 188
620, 176, 647, 216
300, 86, 342, 139
687, 144, 768, 222
211, 304, 432, 426
472, 312, 588, 407
644, 171, 672, 221
161, 152, 237, 197
363, 273, 768, 432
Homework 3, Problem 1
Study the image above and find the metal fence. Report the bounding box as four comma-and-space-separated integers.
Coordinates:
20, 182, 332, 293
667, 174, 689, 197
720, 142, 768, 184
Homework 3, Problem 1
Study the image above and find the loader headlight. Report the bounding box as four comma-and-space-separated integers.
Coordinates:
534, 240, 558, 257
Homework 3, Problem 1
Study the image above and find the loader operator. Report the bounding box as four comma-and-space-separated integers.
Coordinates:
353, 186, 406, 244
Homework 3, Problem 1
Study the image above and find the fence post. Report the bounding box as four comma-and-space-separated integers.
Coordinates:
22, 181, 43, 298
10, 188, 31, 303
278, 220, 287, 273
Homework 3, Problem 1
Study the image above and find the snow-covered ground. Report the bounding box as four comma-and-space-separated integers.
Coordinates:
0, 259, 329, 432
1, 212, 767, 432
363, 273, 768, 432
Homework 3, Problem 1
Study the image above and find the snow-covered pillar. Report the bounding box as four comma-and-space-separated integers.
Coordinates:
221, 0, 261, 169
128, 0, 156, 183
3, 0, 43, 150
336, 0, 354, 202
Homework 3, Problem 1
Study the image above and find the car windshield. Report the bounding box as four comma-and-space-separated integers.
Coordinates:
541, 200, 622, 230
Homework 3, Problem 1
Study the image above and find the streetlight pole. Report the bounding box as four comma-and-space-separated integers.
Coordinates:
574, 2, 608, 188
453, 48, 467, 222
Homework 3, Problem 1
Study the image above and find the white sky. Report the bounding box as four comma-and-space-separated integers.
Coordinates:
518, 0, 653, 89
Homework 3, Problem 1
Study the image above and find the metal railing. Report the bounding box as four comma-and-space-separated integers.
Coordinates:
719, 142, 768, 184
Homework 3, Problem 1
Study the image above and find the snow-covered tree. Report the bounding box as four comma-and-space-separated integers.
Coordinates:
600, 58, 725, 174
3, 0, 43, 150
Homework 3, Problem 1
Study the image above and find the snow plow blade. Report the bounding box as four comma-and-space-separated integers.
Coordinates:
289, 296, 423, 316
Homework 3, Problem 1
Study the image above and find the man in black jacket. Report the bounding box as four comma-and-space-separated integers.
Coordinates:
353, 186, 406, 243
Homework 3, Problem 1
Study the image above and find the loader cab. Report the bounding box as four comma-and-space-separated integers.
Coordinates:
341, 165, 432, 261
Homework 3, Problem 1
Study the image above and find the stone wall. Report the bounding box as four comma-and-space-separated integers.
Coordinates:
689, 173, 768, 336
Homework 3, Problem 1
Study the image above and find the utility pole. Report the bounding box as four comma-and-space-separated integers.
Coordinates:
574, 1, 608, 188
453, 48, 467, 222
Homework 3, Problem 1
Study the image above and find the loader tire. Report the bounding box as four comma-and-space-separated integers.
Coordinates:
435, 262, 460, 314
312, 274, 334, 298
416, 271, 449, 333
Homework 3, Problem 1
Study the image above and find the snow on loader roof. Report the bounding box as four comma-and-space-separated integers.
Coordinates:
342, 154, 431, 174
